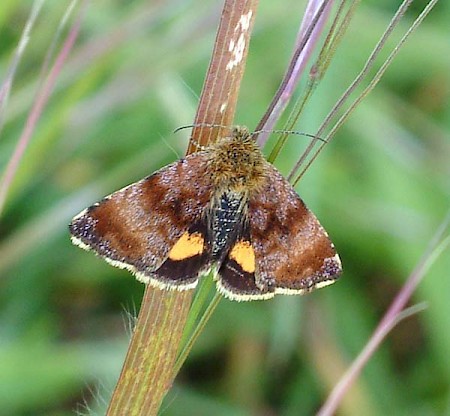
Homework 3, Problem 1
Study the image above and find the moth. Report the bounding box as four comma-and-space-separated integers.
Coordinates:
69, 126, 341, 301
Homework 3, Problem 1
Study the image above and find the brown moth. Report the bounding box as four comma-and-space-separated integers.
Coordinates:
69, 126, 341, 301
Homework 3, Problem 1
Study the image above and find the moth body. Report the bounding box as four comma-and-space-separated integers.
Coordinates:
69, 126, 342, 301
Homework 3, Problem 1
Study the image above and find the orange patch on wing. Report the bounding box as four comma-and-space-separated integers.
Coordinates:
168, 232, 204, 261
229, 240, 255, 273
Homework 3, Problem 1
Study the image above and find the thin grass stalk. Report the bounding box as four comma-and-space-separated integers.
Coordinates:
255, 0, 332, 147
290, 0, 429, 184
0, 0, 87, 215
177, 272, 216, 350
0, 0, 44, 132
174, 292, 222, 376
106, 288, 193, 415
188, 0, 259, 152
267, 0, 356, 164
318, 210, 450, 416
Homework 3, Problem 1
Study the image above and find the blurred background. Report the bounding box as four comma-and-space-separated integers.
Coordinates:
0, 0, 449, 415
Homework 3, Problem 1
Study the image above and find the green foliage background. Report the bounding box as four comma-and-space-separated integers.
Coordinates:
0, 1, 448, 415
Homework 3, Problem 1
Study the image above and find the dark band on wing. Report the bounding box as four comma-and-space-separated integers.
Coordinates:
153, 223, 211, 286
216, 229, 276, 301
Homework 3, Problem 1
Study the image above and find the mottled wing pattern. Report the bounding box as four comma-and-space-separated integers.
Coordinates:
69, 151, 214, 289
245, 163, 342, 300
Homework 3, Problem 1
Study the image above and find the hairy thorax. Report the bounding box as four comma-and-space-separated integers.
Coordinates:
206, 126, 268, 195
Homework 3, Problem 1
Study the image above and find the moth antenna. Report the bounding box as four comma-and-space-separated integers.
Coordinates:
173, 123, 230, 134
174, 123, 235, 151
250, 129, 327, 143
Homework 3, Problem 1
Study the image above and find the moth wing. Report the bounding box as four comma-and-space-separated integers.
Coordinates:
216, 227, 269, 301
245, 163, 341, 298
69, 152, 214, 290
